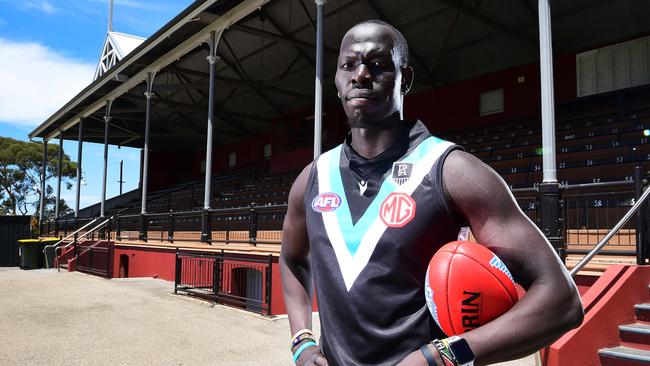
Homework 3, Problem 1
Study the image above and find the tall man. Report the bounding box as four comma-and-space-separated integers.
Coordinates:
280, 20, 583, 366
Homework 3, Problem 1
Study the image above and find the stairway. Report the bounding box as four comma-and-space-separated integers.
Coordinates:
55, 241, 75, 271
55, 240, 93, 271
599, 286, 650, 365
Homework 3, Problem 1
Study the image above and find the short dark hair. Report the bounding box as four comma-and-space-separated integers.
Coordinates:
353, 19, 409, 68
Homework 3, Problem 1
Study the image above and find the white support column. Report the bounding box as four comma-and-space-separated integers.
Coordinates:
201, 30, 223, 243
203, 31, 222, 210
141, 72, 155, 215
55, 131, 63, 219
75, 118, 83, 218
538, 0, 564, 261
101, 100, 113, 217
39, 138, 47, 235
539, 0, 557, 183
313, 0, 326, 159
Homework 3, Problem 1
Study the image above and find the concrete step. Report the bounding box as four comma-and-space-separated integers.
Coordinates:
637, 304, 650, 322
599, 346, 650, 365
620, 323, 650, 347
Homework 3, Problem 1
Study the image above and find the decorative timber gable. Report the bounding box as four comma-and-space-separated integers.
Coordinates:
94, 31, 145, 80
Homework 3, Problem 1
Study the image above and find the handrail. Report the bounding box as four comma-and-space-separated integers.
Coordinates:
62, 217, 112, 250
570, 183, 650, 276
560, 180, 634, 190
43, 218, 98, 268
48, 216, 112, 270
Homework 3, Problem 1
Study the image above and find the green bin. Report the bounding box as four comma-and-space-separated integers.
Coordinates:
18, 239, 41, 270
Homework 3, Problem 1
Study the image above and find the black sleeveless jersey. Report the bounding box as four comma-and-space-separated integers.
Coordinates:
303, 121, 464, 366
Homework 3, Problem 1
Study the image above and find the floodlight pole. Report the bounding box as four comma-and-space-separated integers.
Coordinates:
202, 30, 223, 243
101, 100, 113, 218
54, 131, 63, 234
75, 118, 83, 219
140, 72, 155, 241
537, 0, 564, 261
313, 0, 326, 159
39, 138, 47, 236
108, 0, 113, 32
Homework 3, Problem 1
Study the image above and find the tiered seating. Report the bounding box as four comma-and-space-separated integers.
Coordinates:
441, 108, 649, 189
115, 94, 649, 220
114, 160, 299, 215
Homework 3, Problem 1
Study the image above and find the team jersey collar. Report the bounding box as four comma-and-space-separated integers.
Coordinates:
342, 120, 432, 172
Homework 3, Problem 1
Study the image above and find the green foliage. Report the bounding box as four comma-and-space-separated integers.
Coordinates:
0, 137, 77, 218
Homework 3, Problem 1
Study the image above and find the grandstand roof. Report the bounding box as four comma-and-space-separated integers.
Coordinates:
29, 0, 650, 150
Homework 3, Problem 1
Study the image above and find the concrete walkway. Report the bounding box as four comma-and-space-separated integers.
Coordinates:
0, 268, 535, 365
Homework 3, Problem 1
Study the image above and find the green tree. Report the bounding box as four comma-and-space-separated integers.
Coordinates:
0, 137, 77, 218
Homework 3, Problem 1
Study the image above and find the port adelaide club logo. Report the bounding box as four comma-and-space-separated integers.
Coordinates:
391, 162, 413, 185
312, 192, 342, 212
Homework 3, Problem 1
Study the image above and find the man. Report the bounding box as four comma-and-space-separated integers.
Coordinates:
280, 19, 583, 366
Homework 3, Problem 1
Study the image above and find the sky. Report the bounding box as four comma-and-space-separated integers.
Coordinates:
0, 0, 194, 213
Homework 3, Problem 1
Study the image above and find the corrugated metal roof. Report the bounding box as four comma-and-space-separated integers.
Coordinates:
108, 32, 146, 59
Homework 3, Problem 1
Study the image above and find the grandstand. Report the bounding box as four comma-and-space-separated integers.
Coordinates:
27, 1, 650, 364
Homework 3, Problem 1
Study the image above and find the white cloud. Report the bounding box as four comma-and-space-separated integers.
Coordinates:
0, 37, 95, 127
26, 1, 56, 14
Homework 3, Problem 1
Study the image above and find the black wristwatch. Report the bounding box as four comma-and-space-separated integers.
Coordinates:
447, 336, 475, 366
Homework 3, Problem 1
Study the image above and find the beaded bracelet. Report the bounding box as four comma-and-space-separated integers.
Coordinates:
291, 329, 313, 341
432, 339, 457, 366
291, 333, 316, 350
290, 329, 315, 349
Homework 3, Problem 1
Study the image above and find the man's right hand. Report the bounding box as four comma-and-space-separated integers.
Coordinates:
296, 346, 329, 366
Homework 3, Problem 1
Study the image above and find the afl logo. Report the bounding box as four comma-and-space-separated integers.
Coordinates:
312, 192, 342, 212
380, 192, 416, 227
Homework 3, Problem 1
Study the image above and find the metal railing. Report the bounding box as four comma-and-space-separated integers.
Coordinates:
562, 186, 637, 255
110, 204, 287, 245
570, 182, 650, 275
174, 250, 273, 315
45, 172, 649, 277
54, 217, 112, 272
43, 218, 98, 269
511, 176, 648, 262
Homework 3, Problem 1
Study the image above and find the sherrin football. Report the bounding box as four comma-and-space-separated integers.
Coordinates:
425, 240, 519, 336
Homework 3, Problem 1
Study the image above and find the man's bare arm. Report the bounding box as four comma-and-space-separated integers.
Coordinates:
280, 163, 328, 366
443, 150, 583, 365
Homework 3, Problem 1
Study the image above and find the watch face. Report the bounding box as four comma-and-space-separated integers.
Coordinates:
449, 338, 475, 364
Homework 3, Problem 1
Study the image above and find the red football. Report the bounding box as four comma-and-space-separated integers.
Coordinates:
425, 241, 519, 336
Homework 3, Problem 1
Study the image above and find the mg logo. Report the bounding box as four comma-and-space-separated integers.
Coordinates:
380, 192, 416, 227
312, 192, 342, 212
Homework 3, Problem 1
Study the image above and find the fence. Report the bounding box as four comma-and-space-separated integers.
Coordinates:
563, 187, 638, 255
174, 250, 273, 315
108, 204, 287, 245
45, 177, 649, 264
511, 179, 648, 259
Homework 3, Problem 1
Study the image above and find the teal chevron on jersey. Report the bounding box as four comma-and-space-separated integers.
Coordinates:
327, 136, 445, 256
316, 134, 453, 291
